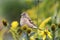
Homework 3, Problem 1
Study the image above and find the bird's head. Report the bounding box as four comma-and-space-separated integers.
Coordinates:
21, 12, 29, 18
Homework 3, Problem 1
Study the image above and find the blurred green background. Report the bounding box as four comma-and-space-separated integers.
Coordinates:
0, 0, 60, 25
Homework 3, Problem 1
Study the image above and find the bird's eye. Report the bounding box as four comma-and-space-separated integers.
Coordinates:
23, 13, 26, 16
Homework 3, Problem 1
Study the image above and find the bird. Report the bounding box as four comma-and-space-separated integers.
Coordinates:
20, 12, 37, 29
